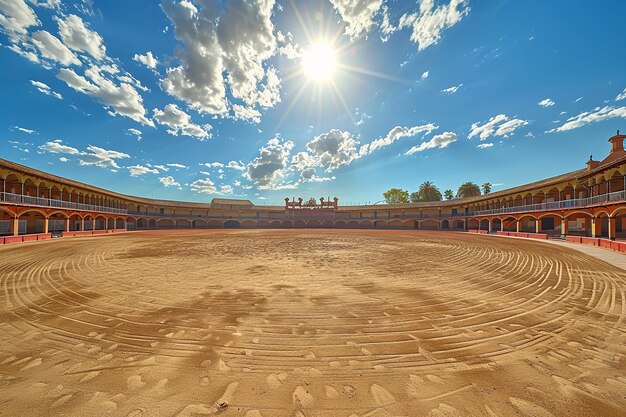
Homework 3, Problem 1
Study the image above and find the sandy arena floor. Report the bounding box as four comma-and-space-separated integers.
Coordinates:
0, 229, 625, 417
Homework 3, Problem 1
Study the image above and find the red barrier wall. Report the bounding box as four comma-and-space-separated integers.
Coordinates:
4, 236, 23, 244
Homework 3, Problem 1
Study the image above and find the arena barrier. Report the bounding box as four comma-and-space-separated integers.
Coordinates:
1, 233, 52, 244
61, 229, 127, 238
496, 231, 548, 240
1, 229, 128, 245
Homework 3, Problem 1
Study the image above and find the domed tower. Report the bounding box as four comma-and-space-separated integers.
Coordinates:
601, 129, 626, 165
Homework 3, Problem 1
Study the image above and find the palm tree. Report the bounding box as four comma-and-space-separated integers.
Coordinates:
481, 182, 492, 195
413, 181, 442, 202
456, 182, 481, 198
444, 189, 454, 200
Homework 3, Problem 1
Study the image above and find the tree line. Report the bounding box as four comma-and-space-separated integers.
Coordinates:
383, 182, 493, 204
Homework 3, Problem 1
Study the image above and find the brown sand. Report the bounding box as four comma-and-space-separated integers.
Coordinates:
0, 229, 625, 416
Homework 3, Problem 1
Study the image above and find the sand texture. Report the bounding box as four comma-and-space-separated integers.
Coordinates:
0, 229, 625, 416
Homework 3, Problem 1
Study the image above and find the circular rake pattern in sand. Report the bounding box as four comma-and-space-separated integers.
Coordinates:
0, 229, 625, 416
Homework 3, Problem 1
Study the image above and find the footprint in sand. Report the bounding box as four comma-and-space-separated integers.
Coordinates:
215, 382, 238, 408
20, 358, 42, 371
425, 374, 444, 384
427, 403, 464, 417
324, 385, 339, 399
51, 393, 74, 409
267, 374, 282, 388
371, 384, 395, 406
127, 375, 146, 390
79, 371, 100, 383
217, 359, 230, 371
509, 397, 556, 417
176, 404, 217, 417
293, 386, 314, 408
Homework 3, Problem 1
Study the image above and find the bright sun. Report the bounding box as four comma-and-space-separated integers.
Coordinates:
302, 43, 336, 81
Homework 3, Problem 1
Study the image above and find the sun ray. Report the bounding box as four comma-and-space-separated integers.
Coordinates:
336, 63, 413, 85
274, 78, 312, 130
329, 79, 357, 125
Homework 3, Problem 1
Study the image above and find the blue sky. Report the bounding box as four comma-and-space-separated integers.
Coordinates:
1, 0, 625, 205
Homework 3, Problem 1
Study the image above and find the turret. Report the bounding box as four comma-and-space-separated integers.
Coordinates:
599, 129, 626, 165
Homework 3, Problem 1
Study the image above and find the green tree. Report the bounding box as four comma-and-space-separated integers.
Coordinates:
481, 182, 492, 195
456, 182, 481, 198
444, 189, 454, 200
383, 188, 409, 204
412, 181, 442, 202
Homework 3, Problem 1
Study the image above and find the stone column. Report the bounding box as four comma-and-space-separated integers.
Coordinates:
535, 219, 540, 234
608, 217, 616, 240
11, 217, 19, 236
516, 219, 520, 233
561, 218, 568, 237
65, 218, 70, 232
81, 218, 85, 232
43, 217, 49, 234
591, 218, 597, 238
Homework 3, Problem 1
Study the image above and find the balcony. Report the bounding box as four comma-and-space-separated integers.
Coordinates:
474, 190, 626, 216
0, 192, 128, 215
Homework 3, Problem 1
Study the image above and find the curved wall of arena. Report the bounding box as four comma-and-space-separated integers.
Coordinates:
2, 133, 626, 239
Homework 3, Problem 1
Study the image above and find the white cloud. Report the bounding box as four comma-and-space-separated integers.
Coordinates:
159, 175, 181, 188
31, 30, 81, 65
127, 128, 142, 140
190, 177, 217, 194
477, 142, 493, 149
328, 0, 384, 40
574, 97, 583, 103
538, 98, 555, 107
39, 140, 128, 170
245, 137, 294, 189
153, 103, 212, 140
13, 125, 36, 134
441, 83, 462, 94
167, 163, 187, 169
300, 167, 335, 183
59, 156, 68, 162
305, 129, 360, 172
56, 14, 105, 60
30, 79, 63, 99
77, 145, 130, 169
406, 131, 457, 154
128, 165, 159, 176
161, 0, 280, 117
468, 114, 529, 140
0, 0, 39, 35
57, 66, 153, 126
553, 106, 626, 132
231, 104, 262, 123
38, 139, 79, 154
398, 0, 470, 51
202, 162, 224, 168
227, 161, 246, 171
218, 184, 233, 194
133, 51, 158, 69
421, 70, 429, 79
359, 123, 438, 155
616, 88, 626, 101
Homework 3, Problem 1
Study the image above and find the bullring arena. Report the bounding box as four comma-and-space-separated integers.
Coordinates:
1, 133, 626, 416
